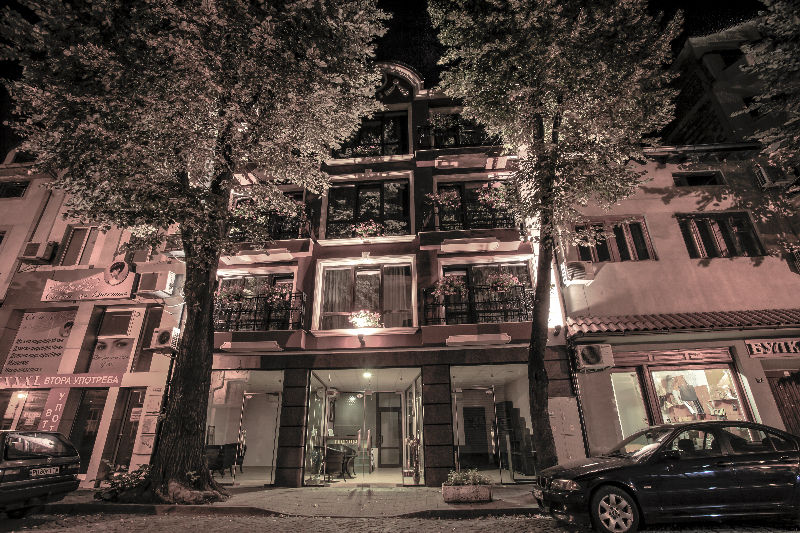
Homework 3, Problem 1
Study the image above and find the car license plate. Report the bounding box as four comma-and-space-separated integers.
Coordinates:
533, 487, 543, 500
30, 466, 59, 477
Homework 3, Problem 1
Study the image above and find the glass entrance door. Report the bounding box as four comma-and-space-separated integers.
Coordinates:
377, 392, 401, 467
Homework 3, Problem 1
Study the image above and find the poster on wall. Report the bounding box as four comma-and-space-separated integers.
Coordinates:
41, 262, 136, 302
1, 310, 78, 375
87, 337, 136, 373
140, 415, 158, 435
133, 434, 155, 455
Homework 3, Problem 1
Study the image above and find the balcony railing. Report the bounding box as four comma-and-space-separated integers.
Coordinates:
423, 285, 534, 325
214, 292, 306, 332
417, 124, 499, 149
425, 206, 516, 232
229, 213, 312, 244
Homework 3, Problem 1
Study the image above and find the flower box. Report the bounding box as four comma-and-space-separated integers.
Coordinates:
441, 483, 493, 503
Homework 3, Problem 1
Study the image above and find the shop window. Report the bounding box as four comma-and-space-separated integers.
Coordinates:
320, 263, 412, 329
672, 171, 725, 186
131, 307, 163, 372
0, 180, 29, 198
59, 226, 100, 266
664, 429, 720, 458
333, 111, 409, 158
326, 180, 410, 239
0, 390, 49, 431
68, 389, 108, 473
651, 368, 745, 424
610, 372, 650, 439
677, 212, 764, 259
576, 219, 654, 262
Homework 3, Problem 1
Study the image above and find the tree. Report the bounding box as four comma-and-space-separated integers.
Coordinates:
429, 0, 680, 470
740, 0, 800, 173
1, 0, 386, 502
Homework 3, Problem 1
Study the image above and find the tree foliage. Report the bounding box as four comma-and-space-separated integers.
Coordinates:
740, 0, 800, 171
430, 0, 680, 469
1, 0, 387, 502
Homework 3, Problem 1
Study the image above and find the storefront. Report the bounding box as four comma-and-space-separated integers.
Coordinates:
745, 337, 800, 436
304, 367, 423, 486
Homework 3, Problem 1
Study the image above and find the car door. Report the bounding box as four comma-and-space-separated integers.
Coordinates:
653, 426, 741, 517
720, 425, 800, 513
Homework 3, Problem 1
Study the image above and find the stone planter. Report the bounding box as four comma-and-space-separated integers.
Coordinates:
441, 484, 493, 503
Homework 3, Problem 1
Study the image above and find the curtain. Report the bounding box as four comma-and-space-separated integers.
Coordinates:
322, 268, 353, 329
383, 266, 412, 327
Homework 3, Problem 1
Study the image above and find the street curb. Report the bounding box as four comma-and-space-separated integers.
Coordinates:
39, 502, 541, 519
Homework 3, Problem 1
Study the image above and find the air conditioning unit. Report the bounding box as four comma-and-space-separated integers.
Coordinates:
19, 241, 57, 264
753, 163, 794, 190
575, 344, 613, 372
150, 327, 181, 351
561, 261, 595, 286
137, 271, 176, 298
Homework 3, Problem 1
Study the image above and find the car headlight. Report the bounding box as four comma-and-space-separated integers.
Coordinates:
550, 478, 581, 491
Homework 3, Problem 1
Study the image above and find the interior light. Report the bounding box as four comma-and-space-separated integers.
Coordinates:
363, 371, 372, 378
16, 392, 27, 399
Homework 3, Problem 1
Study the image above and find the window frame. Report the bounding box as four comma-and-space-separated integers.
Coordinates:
58, 225, 101, 266
325, 179, 411, 239
435, 180, 515, 231
575, 217, 656, 263
672, 170, 726, 187
0, 180, 29, 199
313, 255, 417, 332
677, 212, 764, 259
333, 110, 409, 158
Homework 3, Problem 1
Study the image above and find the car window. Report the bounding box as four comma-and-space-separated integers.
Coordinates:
606, 427, 674, 460
4, 432, 77, 460
721, 426, 794, 454
665, 429, 721, 457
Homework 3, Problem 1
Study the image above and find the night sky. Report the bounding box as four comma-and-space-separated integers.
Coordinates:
0, 0, 764, 157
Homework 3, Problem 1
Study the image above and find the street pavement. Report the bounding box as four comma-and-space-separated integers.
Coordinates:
2, 513, 799, 533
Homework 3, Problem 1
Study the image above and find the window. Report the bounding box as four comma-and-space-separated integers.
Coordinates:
722, 426, 796, 454
665, 429, 721, 458
59, 226, 100, 266
426, 113, 495, 148
576, 219, 654, 262
333, 111, 408, 158
672, 171, 725, 187
677, 212, 764, 259
435, 181, 514, 231
326, 180, 410, 239
320, 264, 413, 329
214, 275, 299, 331
651, 368, 745, 424
0, 390, 49, 431
4, 432, 77, 460
131, 306, 163, 372
0, 180, 29, 198
229, 191, 307, 241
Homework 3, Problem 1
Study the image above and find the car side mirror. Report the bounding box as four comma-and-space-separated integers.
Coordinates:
658, 449, 681, 462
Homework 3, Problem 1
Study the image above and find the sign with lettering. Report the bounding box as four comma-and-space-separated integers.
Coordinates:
746, 338, 800, 357
41, 263, 136, 302
1, 310, 77, 375
88, 337, 136, 373
38, 388, 69, 431
0, 372, 124, 389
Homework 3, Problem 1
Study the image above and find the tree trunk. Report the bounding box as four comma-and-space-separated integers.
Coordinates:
148, 222, 227, 504
528, 176, 559, 473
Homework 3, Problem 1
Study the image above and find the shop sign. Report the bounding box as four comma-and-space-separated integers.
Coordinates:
746, 338, 800, 357
0, 372, 124, 389
1, 310, 77, 375
41, 262, 136, 302
38, 388, 68, 431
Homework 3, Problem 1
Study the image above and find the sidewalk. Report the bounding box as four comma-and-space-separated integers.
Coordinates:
44, 485, 540, 519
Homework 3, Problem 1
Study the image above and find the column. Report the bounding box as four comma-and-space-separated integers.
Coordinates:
274, 368, 309, 487
421, 364, 454, 487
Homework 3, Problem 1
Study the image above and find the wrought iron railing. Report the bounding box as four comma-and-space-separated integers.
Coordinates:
228, 213, 312, 243
214, 292, 306, 331
417, 124, 499, 149
423, 285, 534, 325
424, 206, 516, 231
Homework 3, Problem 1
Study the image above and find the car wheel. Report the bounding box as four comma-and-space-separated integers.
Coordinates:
590, 486, 640, 533
7, 508, 29, 519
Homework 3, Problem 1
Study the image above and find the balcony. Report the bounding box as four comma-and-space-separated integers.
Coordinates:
423, 285, 534, 325
425, 205, 516, 232
214, 292, 306, 332
417, 118, 499, 149
228, 213, 312, 244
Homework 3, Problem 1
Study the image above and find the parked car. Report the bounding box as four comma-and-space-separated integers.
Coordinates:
0, 430, 81, 518
533, 421, 800, 533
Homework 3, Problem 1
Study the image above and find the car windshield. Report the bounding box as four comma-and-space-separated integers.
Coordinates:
603, 427, 674, 461
4, 432, 77, 460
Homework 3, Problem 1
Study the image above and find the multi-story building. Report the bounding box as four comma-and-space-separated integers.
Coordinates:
560, 143, 800, 454
0, 62, 582, 489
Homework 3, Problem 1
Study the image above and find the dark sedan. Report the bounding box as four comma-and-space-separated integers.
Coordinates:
0, 431, 81, 518
533, 421, 800, 533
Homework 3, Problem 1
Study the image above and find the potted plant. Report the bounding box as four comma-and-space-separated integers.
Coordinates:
425, 189, 461, 210
349, 220, 384, 238
217, 285, 245, 306
348, 309, 383, 329
476, 183, 511, 210
484, 271, 520, 292
441, 469, 493, 503
431, 276, 468, 299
